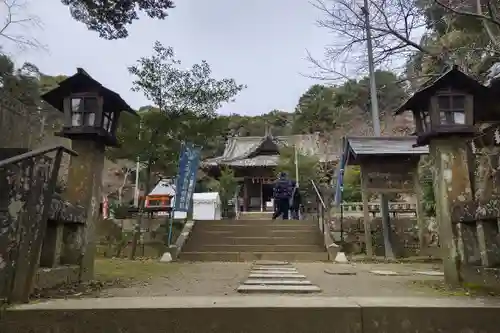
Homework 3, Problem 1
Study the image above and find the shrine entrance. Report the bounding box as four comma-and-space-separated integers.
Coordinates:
242, 176, 275, 212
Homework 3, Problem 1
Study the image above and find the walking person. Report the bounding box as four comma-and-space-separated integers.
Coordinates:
272, 172, 295, 220
290, 186, 302, 220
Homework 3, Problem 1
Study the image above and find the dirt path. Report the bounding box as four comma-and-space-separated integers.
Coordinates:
99, 262, 251, 297
94, 260, 460, 298
295, 262, 449, 297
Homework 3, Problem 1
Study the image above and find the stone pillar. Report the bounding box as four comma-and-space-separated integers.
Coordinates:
64, 140, 105, 282
474, 146, 500, 267
429, 138, 473, 286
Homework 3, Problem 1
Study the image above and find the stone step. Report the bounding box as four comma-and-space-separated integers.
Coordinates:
253, 260, 290, 265
190, 229, 321, 238
238, 212, 274, 220
183, 244, 326, 253
178, 251, 329, 262
4, 296, 499, 333
196, 219, 317, 225
248, 273, 307, 279
194, 224, 319, 231
249, 270, 300, 275
243, 279, 313, 285
252, 265, 297, 272
186, 235, 323, 246
237, 285, 322, 293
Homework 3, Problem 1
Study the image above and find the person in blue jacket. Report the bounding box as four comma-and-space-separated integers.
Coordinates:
272, 172, 296, 220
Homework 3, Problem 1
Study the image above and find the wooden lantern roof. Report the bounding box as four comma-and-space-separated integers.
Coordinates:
41, 68, 137, 116
394, 65, 490, 116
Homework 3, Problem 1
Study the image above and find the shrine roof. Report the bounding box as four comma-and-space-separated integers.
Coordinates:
342, 136, 428, 166
203, 132, 339, 167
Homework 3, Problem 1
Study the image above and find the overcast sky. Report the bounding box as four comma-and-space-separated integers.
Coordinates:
3, 0, 334, 116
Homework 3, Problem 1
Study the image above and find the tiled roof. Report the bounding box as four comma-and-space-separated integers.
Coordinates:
346, 136, 429, 156
203, 133, 339, 167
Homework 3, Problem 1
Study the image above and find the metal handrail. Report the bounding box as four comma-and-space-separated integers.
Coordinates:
0, 145, 77, 167
310, 179, 326, 209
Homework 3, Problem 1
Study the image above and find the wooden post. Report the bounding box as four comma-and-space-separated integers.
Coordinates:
360, 167, 374, 258
260, 180, 264, 212
413, 164, 427, 255
429, 138, 472, 286
243, 178, 248, 212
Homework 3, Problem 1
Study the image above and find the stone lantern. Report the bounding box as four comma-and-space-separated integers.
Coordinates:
396, 65, 493, 147
42, 68, 136, 146
394, 65, 500, 286
41, 68, 136, 281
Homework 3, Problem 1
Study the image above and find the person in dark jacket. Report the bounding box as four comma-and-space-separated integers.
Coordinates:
290, 186, 302, 220
272, 172, 295, 220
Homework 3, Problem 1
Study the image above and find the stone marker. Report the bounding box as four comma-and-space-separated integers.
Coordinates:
334, 252, 349, 263
160, 252, 172, 263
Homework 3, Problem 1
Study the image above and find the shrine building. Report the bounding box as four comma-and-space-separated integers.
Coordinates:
202, 132, 337, 212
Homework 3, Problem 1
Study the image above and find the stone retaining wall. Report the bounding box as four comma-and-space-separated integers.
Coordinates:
330, 216, 439, 257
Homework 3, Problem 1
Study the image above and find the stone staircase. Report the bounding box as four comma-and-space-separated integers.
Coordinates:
179, 214, 328, 262
237, 260, 322, 294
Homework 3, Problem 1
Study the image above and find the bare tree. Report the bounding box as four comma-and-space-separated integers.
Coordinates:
308, 0, 435, 81
0, 0, 43, 52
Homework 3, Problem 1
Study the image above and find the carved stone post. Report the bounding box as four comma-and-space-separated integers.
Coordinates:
429, 138, 473, 286
64, 140, 105, 281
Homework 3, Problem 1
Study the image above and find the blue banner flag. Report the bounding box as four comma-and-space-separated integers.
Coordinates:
333, 159, 345, 206
334, 138, 348, 206
174, 142, 201, 212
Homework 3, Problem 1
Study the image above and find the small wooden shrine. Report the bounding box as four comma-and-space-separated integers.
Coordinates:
339, 136, 428, 257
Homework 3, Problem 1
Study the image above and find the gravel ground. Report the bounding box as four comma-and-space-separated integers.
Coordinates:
295, 262, 446, 297
99, 262, 251, 297
98, 261, 452, 298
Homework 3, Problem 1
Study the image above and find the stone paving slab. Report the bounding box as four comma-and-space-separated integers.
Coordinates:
253, 260, 289, 266
369, 270, 410, 276
239, 263, 322, 294
414, 270, 444, 276
248, 273, 307, 279
237, 285, 322, 293
243, 279, 314, 285
324, 264, 358, 275
250, 270, 299, 275
252, 267, 297, 271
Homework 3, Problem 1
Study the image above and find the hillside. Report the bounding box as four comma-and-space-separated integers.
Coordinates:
0, 50, 413, 200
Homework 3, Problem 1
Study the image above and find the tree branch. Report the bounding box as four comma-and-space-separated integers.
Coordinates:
434, 0, 500, 29
0, 0, 44, 52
